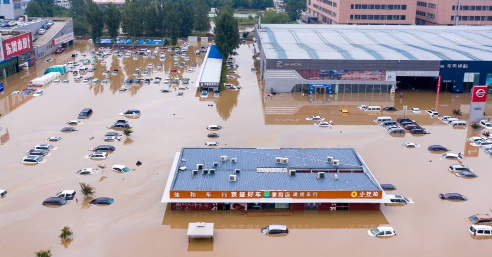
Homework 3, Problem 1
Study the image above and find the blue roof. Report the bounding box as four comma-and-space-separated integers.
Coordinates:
171, 148, 380, 192
136, 39, 145, 44
208, 45, 223, 59
146, 40, 156, 44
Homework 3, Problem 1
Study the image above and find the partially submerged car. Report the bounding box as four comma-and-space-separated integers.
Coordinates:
91, 145, 115, 152
119, 109, 141, 117
261, 225, 288, 235
25, 149, 48, 156
208, 133, 220, 138
469, 225, 492, 237
367, 226, 396, 237
56, 190, 76, 200
43, 197, 67, 206
111, 165, 130, 173
66, 120, 83, 125
205, 141, 219, 146
468, 214, 492, 225
306, 115, 324, 121
439, 193, 467, 201
61, 126, 78, 132
442, 152, 463, 160
88, 152, 109, 160
428, 145, 449, 152
387, 194, 414, 204
380, 184, 397, 190
455, 171, 477, 178
77, 168, 99, 175
90, 197, 114, 205
21, 155, 43, 164
402, 142, 420, 148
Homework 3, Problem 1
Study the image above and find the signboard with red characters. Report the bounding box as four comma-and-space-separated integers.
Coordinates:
1, 32, 33, 60
471, 86, 488, 102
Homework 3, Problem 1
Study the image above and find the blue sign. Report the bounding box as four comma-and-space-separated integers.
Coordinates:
0, 82, 4, 93
309, 84, 332, 94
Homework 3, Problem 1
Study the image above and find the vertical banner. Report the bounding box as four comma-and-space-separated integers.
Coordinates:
436, 75, 441, 94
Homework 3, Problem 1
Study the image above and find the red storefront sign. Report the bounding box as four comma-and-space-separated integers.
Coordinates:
471, 86, 488, 102
2, 32, 33, 60
52, 32, 74, 46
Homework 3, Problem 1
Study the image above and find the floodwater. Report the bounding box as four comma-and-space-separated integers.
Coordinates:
1, 40, 492, 256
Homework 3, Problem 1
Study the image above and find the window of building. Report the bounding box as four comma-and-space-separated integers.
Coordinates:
3, 0, 10, 4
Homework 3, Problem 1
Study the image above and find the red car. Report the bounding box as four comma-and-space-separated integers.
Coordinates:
170, 68, 177, 73
55, 48, 65, 54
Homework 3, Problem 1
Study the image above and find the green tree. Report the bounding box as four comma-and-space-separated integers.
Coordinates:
35, 250, 52, 257
105, 3, 121, 44
123, 128, 133, 137
70, 0, 87, 18
262, 10, 290, 23
122, 0, 144, 42
214, 5, 239, 61
25, 2, 48, 17
86, 0, 104, 45
164, 0, 182, 44
59, 226, 73, 241
285, 0, 305, 21
179, 0, 195, 37
194, 0, 211, 31
79, 183, 95, 198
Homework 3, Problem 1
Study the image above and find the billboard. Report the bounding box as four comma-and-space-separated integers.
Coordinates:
297, 70, 387, 81
471, 86, 488, 102
52, 32, 74, 46
1, 32, 33, 60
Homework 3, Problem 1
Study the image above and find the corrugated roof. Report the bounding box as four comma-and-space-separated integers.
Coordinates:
257, 24, 492, 61
171, 148, 380, 192
196, 45, 222, 86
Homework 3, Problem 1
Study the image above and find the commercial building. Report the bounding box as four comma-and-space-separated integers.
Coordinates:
0, 31, 35, 79
196, 45, 222, 91
0, 0, 24, 20
161, 148, 387, 211
255, 24, 492, 94
416, 0, 492, 25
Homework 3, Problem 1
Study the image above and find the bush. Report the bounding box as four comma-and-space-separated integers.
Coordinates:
483, 131, 490, 138
123, 128, 133, 137
452, 109, 462, 117
60, 226, 73, 241
35, 250, 52, 257
79, 183, 95, 198
471, 122, 481, 130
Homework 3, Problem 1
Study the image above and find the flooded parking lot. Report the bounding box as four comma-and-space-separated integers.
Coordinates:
1, 40, 492, 256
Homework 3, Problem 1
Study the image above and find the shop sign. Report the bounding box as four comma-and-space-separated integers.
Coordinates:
200, 82, 218, 87
170, 190, 382, 199
2, 32, 33, 60
440, 63, 469, 69
471, 86, 488, 102
276, 61, 302, 68
52, 32, 74, 46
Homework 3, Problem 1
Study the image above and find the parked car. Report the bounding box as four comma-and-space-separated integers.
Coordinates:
21, 155, 44, 164
88, 152, 108, 160
92, 145, 115, 152
42, 197, 67, 206
367, 226, 396, 237
468, 214, 492, 224
439, 193, 467, 201
55, 47, 65, 54
47, 136, 62, 142
448, 164, 472, 172
77, 168, 98, 175
90, 197, 114, 205
111, 165, 130, 173
38, 29, 46, 35
480, 120, 492, 129
61, 127, 78, 132
410, 128, 427, 134
469, 225, 492, 237
410, 107, 421, 113
455, 171, 477, 178
380, 184, 397, 190
66, 120, 83, 125
207, 125, 222, 131
25, 149, 48, 156
383, 106, 398, 111
261, 225, 288, 235
56, 190, 76, 200
387, 194, 413, 204
428, 145, 450, 152
78, 108, 93, 119
208, 133, 220, 138
205, 141, 219, 146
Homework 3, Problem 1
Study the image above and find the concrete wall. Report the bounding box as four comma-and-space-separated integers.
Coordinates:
34, 20, 73, 59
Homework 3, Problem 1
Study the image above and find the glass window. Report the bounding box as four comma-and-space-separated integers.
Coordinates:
3, 0, 10, 4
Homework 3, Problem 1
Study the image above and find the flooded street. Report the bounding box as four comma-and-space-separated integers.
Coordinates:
1, 40, 492, 256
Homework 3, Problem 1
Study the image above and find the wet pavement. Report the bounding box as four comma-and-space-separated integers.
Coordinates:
1, 40, 492, 256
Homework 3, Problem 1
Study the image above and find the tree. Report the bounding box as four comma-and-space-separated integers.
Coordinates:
285, 0, 306, 21
79, 183, 95, 198
179, 0, 195, 37
25, 2, 47, 17
262, 10, 290, 24
86, 0, 104, 45
163, 0, 182, 44
242, 31, 250, 38
59, 226, 74, 241
35, 250, 52, 257
452, 109, 462, 117
105, 3, 121, 44
214, 5, 239, 61
194, 0, 211, 32
123, 128, 133, 137
471, 122, 482, 130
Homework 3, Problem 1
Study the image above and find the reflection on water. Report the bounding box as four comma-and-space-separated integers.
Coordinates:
188, 238, 214, 252
81, 198, 93, 210
61, 238, 73, 249
215, 90, 240, 121
0, 127, 9, 145
123, 138, 134, 145
162, 207, 388, 230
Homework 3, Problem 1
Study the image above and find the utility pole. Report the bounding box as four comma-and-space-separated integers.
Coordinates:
455, 0, 462, 26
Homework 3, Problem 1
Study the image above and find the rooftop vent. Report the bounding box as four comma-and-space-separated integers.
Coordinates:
213, 162, 218, 167
234, 169, 241, 174
231, 157, 237, 163
209, 169, 215, 175
229, 174, 237, 182
288, 170, 296, 176
220, 155, 228, 161
317, 172, 325, 179
197, 164, 204, 170
178, 166, 187, 171
327, 156, 334, 163
202, 169, 209, 175
333, 160, 340, 166
275, 157, 282, 163
192, 170, 198, 175
282, 158, 288, 164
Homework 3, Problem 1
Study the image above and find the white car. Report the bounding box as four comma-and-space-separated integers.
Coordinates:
226, 75, 236, 79
104, 136, 121, 142
187, 68, 195, 73
147, 63, 154, 68
306, 116, 325, 121
111, 165, 130, 173
55, 190, 76, 200
426, 110, 439, 116
357, 105, 368, 110
410, 107, 421, 113
33, 90, 44, 97
469, 225, 492, 237
53, 79, 60, 84
402, 142, 420, 148
387, 194, 414, 204
66, 120, 83, 125
480, 120, 492, 129
119, 109, 141, 117
442, 152, 463, 160
439, 115, 452, 121
21, 155, 44, 164
77, 168, 99, 175
467, 136, 485, 143
88, 152, 108, 160
367, 226, 396, 237
205, 141, 219, 146
38, 29, 46, 35
119, 87, 127, 93
46, 136, 62, 142
315, 121, 333, 127
34, 144, 54, 151
0, 189, 7, 197
91, 79, 99, 84
445, 118, 458, 124
62, 79, 69, 83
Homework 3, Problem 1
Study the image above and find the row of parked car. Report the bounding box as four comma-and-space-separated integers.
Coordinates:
375, 116, 429, 135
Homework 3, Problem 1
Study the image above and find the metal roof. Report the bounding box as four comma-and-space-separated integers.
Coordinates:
195, 45, 222, 87
170, 148, 381, 192
257, 24, 492, 61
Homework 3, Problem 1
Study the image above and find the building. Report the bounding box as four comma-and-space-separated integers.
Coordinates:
416, 0, 492, 26
0, 31, 35, 79
306, 0, 417, 25
255, 24, 492, 94
161, 148, 388, 211
54, 0, 71, 9
196, 45, 222, 91
93, 0, 125, 5
0, 0, 24, 20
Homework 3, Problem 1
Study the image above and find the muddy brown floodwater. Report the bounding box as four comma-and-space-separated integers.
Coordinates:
1, 40, 492, 256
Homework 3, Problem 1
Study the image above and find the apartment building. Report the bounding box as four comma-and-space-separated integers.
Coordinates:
306, 0, 417, 25
416, 0, 492, 25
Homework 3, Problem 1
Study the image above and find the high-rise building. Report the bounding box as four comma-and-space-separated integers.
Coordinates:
0, 0, 24, 20
416, 0, 492, 25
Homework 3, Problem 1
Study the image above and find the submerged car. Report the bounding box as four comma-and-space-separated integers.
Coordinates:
439, 193, 467, 201
120, 109, 141, 116
42, 197, 67, 206
88, 152, 108, 160
56, 190, 76, 200
383, 107, 398, 111
402, 143, 420, 148
410, 107, 421, 113
315, 121, 333, 127
111, 165, 130, 173
428, 145, 450, 152
387, 194, 414, 204
21, 155, 44, 164
367, 227, 396, 237
77, 168, 99, 175
47, 136, 62, 142
34, 144, 54, 151
455, 171, 477, 178
25, 149, 48, 156
261, 225, 288, 235
469, 225, 492, 237
208, 133, 220, 138
205, 141, 219, 146
426, 110, 439, 116
468, 214, 492, 225
66, 120, 83, 125
306, 116, 324, 121
442, 152, 463, 160
61, 127, 78, 132
90, 197, 114, 205
480, 120, 492, 129
91, 145, 115, 152
380, 184, 397, 190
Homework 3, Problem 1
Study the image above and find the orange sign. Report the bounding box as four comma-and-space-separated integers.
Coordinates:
170, 190, 382, 199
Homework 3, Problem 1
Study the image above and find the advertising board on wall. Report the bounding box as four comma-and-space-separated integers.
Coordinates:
52, 32, 74, 46
1, 32, 33, 61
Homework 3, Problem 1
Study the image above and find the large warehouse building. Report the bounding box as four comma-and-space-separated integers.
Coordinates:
255, 24, 492, 94
162, 148, 389, 211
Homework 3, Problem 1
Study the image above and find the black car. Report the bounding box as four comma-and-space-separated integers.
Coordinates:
134, 78, 142, 84
42, 197, 67, 206
380, 184, 397, 190
383, 107, 398, 111
410, 128, 427, 134
78, 108, 93, 119
428, 145, 450, 152
439, 193, 467, 201
456, 171, 477, 178
26, 149, 48, 156
92, 145, 116, 152
61, 127, 78, 132
114, 119, 128, 124
90, 197, 114, 205
124, 78, 133, 85
397, 117, 413, 123
160, 89, 171, 93
400, 121, 415, 127
105, 132, 121, 137
404, 124, 421, 130
122, 109, 141, 115
208, 133, 220, 138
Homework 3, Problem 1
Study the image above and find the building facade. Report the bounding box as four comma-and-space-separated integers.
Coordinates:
416, 0, 492, 25
0, 0, 24, 20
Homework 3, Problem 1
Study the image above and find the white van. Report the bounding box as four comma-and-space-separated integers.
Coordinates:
450, 120, 467, 127
469, 225, 492, 236
365, 106, 381, 112
374, 116, 392, 124
207, 125, 222, 131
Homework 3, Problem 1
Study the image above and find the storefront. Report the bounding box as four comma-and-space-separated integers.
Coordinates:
0, 57, 18, 80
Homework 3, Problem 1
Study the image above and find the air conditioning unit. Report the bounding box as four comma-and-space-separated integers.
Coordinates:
197, 164, 204, 170
234, 169, 241, 174
202, 169, 209, 175
327, 156, 334, 163
317, 172, 325, 179
282, 158, 288, 164
213, 162, 218, 167
220, 155, 228, 161
275, 157, 282, 163
192, 170, 198, 175
333, 160, 340, 166
289, 170, 296, 176
209, 169, 215, 175
229, 174, 237, 182
231, 157, 237, 163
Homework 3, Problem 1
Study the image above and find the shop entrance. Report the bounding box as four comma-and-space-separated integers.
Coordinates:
397, 76, 438, 91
